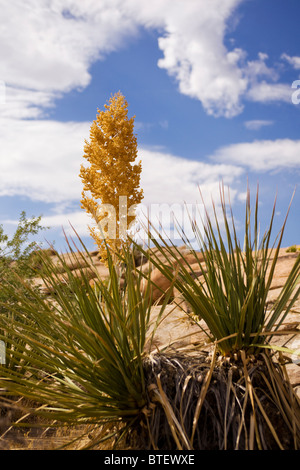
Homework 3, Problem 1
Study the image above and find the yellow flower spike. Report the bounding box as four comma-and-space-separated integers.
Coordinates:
79, 92, 143, 263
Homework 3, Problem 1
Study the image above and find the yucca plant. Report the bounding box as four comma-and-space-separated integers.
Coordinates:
138, 185, 300, 356
0, 236, 173, 449
131, 184, 300, 449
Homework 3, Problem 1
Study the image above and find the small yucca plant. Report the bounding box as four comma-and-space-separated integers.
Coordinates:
140, 185, 300, 357
131, 184, 300, 449
0, 236, 171, 448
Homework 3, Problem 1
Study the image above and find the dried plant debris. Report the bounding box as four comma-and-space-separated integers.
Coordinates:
126, 351, 300, 450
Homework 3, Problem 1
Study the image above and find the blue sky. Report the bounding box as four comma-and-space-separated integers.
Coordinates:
0, 0, 299, 252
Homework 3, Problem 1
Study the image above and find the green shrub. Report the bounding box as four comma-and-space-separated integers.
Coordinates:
286, 245, 299, 253
0, 212, 47, 370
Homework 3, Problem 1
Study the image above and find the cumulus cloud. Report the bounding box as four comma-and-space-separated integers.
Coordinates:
3, 209, 92, 238
131, 3, 293, 116
240, 52, 293, 104
154, 0, 248, 118
0, 0, 295, 121
281, 53, 300, 70
0, 0, 139, 92
39, 210, 92, 238
0, 118, 90, 202
246, 81, 292, 104
1, 87, 57, 119
0, 0, 141, 118
244, 52, 278, 82
211, 138, 300, 171
139, 148, 243, 204
0, 115, 245, 240
0, 117, 243, 204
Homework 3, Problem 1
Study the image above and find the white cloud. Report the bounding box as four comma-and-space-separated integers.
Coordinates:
244, 120, 274, 131
155, 0, 248, 118
211, 138, 300, 171
281, 53, 300, 70
0, 117, 243, 204
131, 4, 291, 116
139, 147, 243, 206
246, 81, 292, 104
0, 0, 141, 118
0, 116, 245, 241
138, 147, 244, 242
1, 86, 57, 119
0, 118, 90, 202
241, 53, 293, 104
0, 0, 296, 120
40, 210, 92, 237
245, 52, 278, 82
0, 0, 139, 92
